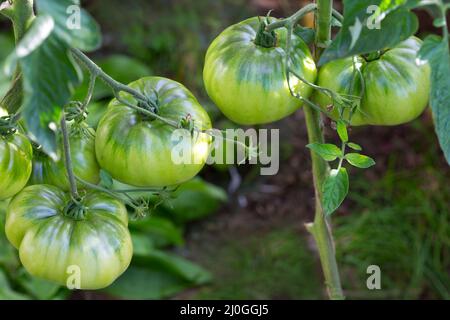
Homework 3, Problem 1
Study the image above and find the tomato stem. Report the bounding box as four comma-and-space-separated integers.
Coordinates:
304, 0, 345, 300
265, 3, 317, 32
60, 114, 80, 201
71, 48, 182, 128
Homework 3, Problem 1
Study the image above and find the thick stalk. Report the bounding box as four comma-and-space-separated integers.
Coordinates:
304, 0, 344, 300
0, 0, 35, 43
70, 48, 178, 127
265, 3, 317, 32
60, 115, 79, 200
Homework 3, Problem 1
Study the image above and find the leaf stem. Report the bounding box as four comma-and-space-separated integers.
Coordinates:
60, 114, 79, 200
337, 141, 346, 170
265, 3, 317, 32
75, 176, 140, 210
82, 73, 96, 110
71, 48, 182, 128
332, 8, 343, 23
71, 49, 148, 102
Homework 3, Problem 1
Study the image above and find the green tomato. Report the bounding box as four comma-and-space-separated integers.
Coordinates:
0, 132, 32, 200
203, 16, 317, 125
95, 76, 212, 187
29, 124, 100, 191
5, 185, 132, 290
315, 37, 431, 126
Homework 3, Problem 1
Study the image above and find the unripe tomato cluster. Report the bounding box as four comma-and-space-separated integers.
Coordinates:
1, 77, 211, 289
0, 15, 430, 290
204, 18, 430, 126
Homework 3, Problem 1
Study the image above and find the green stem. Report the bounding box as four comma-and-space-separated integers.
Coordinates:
70, 49, 151, 104
337, 141, 346, 170
304, 0, 344, 300
265, 3, 317, 32
82, 74, 96, 110
0, 0, 35, 43
75, 176, 140, 211
315, 0, 333, 54
70, 48, 178, 127
332, 8, 343, 23
60, 114, 79, 200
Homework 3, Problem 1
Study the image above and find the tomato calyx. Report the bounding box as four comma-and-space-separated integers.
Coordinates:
0, 116, 18, 137
362, 49, 389, 62
254, 17, 277, 48
63, 198, 88, 220
66, 101, 88, 123
136, 90, 160, 120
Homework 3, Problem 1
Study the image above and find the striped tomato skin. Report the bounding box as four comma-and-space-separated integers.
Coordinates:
315, 37, 431, 126
6, 185, 132, 290
204, 17, 317, 125
0, 132, 32, 200
95, 76, 212, 187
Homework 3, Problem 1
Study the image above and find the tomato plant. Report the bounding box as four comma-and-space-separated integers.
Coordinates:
5, 184, 132, 289
95, 77, 212, 187
204, 16, 317, 125
0, 0, 448, 301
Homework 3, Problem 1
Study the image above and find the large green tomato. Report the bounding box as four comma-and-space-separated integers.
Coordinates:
315, 37, 431, 126
5, 185, 132, 289
29, 124, 100, 191
95, 76, 212, 187
203, 16, 317, 125
0, 132, 32, 200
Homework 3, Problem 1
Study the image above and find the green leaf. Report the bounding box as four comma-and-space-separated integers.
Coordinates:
103, 250, 211, 299
129, 216, 184, 248
319, 0, 418, 65
7, 0, 100, 158
36, 0, 101, 51
307, 143, 342, 161
345, 153, 376, 168
4, 15, 54, 75
336, 120, 348, 142
347, 142, 362, 151
322, 168, 349, 215
20, 33, 81, 159
162, 178, 227, 223
0, 270, 30, 300
130, 232, 155, 256
418, 35, 450, 164
294, 26, 315, 44
15, 269, 61, 300
0, 35, 14, 98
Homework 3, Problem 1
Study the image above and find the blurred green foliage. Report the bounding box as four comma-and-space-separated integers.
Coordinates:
194, 229, 323, 300
0, 34, 14, 97
336, 163, 450, 299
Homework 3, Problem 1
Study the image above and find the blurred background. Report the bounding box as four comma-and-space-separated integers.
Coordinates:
0, 0, 449, 300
